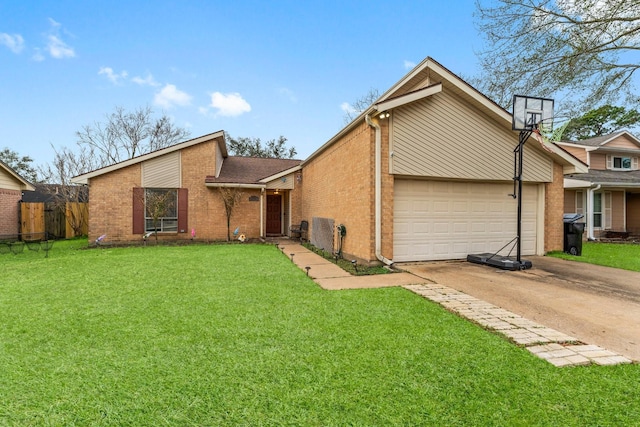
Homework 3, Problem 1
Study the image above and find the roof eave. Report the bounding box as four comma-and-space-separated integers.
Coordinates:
205, 182, 265, 189
258, 165, 302, 183
71, 130, 226, 184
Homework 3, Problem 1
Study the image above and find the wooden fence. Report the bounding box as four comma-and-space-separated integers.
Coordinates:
20, 202, 88, 239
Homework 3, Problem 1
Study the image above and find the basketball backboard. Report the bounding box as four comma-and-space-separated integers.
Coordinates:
512, 95, 554, 131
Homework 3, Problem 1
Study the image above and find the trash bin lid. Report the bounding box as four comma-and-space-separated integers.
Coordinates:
563, 213, 584, 223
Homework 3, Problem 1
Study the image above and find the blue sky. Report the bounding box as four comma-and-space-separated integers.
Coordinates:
1, 0, 481, 167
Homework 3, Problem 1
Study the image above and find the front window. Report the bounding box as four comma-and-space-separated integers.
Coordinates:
145, 188, 178, 232
593, 193, 602, 228
612, 156, 631, 170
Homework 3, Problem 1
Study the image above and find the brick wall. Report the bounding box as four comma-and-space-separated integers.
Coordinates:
0, 189, 21, 235
87, 140, 266, 244
88, 163, 142, 242
544, 162, 565, 252
301, 120, 376, 262
379, 117, 394, 260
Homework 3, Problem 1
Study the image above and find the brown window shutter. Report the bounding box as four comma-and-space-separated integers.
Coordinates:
178, 188, 188, 233
132, 187, 145, 234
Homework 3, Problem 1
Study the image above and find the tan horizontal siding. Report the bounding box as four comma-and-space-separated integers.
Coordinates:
391, 90, 552, 182
607, 134, 639, 149
142, 151, 181, 188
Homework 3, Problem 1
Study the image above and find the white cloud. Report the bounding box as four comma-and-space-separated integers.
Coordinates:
209, 92, 251, 117
404, 60, 416, 70
340, 102, 356, 115
132, 73, 160, 87
99, 67, 128, 84
47, 34, 75, 58
45, 19, 75, 59
0, 33, 24, 53
154, 84, 192, 108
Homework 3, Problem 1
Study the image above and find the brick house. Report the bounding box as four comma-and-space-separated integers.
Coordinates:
558, 131, 640, 239
0, 160, 35, 236
72, 131, 302, 243
73, 57, 586, 262
300, 57, 586, 263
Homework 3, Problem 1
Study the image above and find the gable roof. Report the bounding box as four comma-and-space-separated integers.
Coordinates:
558, 130, 640, 149
0, 159, 35, 191
303, 56, 587, 174
205, 157, 301, 188
71, 131, 226, 184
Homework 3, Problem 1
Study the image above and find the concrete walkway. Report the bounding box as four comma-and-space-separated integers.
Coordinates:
276, 240, 632, 367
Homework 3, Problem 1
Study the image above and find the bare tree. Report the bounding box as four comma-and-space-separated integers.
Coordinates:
75, 105, 190, 166
474, 0, 640, 112
342, 88, 380, 124
38, 145, 99, 237
218, 187, 243, 241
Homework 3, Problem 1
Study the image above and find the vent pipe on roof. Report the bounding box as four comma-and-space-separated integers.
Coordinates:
366, 114, 393, 266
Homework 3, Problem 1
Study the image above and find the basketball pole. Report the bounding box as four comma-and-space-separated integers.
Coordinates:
515, 129, 532, 264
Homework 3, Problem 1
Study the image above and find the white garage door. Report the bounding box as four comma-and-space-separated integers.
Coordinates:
394, 180, 539, 262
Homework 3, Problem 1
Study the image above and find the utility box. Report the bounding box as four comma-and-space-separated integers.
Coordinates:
563, 213, 585, 256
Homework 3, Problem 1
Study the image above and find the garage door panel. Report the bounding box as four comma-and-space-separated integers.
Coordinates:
394, 180, 538, 262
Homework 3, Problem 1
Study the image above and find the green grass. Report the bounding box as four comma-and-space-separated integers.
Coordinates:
548, 241, 640, 272
1, 240, 639, 425
302, 243, 391, 275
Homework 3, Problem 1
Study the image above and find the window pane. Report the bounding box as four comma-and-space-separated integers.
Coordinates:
623, 157, 631, 168
614, 157, 622, 168
162, 219, 178, 232
594, 213, 602, 228
145, 188, 178, 232
593, 193, 602, 212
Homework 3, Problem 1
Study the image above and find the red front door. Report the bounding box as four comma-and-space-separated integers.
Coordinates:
266, 195, 282, 235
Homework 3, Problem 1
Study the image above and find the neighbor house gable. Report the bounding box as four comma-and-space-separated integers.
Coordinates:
557, 131, 640, 171
0, 160, 35, 191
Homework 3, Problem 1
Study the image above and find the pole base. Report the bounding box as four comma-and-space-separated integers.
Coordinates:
467, 253, 532, 271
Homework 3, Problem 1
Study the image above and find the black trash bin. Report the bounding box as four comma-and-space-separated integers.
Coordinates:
563, 213, 585, 256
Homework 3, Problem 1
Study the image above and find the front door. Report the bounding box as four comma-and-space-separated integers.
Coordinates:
266, 195, 282, 235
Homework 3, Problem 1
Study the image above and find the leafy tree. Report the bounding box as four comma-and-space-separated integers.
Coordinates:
0, 148, 38, 183
76, 105, 190, 167
342, 88, 380, 124
218, 187, 243, 241
225, 133, 297, 159
564, 105, 640, 140
474, 1, 640, 111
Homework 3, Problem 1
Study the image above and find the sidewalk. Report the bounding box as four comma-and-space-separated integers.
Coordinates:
276, 239, 632, 367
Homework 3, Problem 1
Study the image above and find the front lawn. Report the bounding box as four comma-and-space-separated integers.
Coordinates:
548, 241, 640, 272
1, 240, 639, 425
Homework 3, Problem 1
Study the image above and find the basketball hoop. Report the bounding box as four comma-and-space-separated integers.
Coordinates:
512, 95, 554, 131
469, 95, 554, 271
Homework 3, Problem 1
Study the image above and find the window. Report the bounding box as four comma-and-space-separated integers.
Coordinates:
593, 193, 602, 228
612, 156, 632, 170
145, 188, 178, 232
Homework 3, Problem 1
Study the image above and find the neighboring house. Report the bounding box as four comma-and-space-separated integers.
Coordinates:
72, 57, 587, 263
300, 57, 586, 263
558, 131, 640, 239
71, 131, 302, 243
0, 160, 35, 236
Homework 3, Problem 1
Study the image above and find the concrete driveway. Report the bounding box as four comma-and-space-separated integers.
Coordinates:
400, 256, 640, 362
